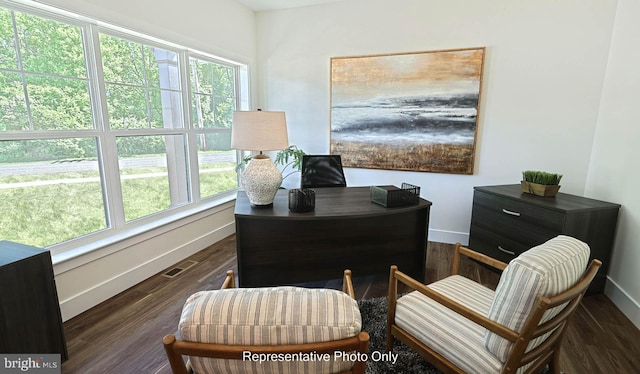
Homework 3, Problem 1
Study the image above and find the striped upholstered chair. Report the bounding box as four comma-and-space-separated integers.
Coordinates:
387, 235, 601, 374
163, 269, 369, 374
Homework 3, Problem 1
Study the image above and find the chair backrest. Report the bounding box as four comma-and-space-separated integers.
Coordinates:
301, 155, 346, 188
164, 285, 368, 374
484, 235, 598, 373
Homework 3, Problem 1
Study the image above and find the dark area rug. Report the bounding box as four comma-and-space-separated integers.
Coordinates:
358, 296, 443, 373
358, 296, 549, 374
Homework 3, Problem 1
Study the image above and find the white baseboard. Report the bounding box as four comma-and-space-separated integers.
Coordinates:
59, 222, 235, 321
604, 277, 640, 329
428, 229, 469, 245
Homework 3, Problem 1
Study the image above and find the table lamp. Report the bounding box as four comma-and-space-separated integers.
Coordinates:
231, 110, 289, 207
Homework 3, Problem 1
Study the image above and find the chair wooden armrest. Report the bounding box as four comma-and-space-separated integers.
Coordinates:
387, 266, 519, 343
451, 243, 508, 275
164, 331, 369, 374
221, 269, 355, 297
386, 243, 513, 344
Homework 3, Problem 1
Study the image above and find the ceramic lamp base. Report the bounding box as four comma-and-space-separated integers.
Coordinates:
240, 154, 282, 207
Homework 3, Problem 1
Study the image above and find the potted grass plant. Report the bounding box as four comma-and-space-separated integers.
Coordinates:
521, 170, 563, 197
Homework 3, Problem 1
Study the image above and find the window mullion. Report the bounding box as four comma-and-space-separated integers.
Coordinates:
86, 23, 126, 230
182, 52, 200, 202
9, 10, 34, 131
150, 47, 189, 207
99, 131, 125, 228
140, 44, 153, 127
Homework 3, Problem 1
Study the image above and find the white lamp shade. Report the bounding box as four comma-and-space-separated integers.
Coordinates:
231, 111, 289, 151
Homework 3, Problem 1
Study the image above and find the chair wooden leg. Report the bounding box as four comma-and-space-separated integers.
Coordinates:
386, 329, 395, 352
386, 265, 398, 351
352, 331, 370, 374
548, 349, 561, 374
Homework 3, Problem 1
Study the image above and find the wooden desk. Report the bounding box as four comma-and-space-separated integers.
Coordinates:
234, 186, 432, 287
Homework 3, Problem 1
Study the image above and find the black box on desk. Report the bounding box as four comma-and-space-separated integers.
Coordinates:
370, 183, 420, 207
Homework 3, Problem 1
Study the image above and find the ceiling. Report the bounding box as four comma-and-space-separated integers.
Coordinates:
235, 0, 345, 12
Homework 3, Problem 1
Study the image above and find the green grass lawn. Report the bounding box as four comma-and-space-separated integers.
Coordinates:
0, 180, 107, 248
0, 164, 237, 248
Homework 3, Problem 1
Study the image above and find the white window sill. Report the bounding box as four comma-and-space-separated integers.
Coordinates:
52, 192, 236, 274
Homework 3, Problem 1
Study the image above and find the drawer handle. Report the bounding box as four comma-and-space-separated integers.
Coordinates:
501, 208, 521, 217
498, 246, 516, 256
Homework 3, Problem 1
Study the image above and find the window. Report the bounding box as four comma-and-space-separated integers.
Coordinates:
0, 3, 244, 251
116, 134, 190, 222
189, 57, 238, 199
100, 32, 191, 222
100, 34, 184, 130
0, 8, 92, 131
0, 138, 106, 245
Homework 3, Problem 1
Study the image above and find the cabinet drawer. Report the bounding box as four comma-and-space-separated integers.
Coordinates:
469, 184, 621, 294
469, 224, 531, 263
471, 190, 564, 241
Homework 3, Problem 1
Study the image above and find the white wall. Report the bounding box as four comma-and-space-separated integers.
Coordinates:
586, 0, 640, 328
255, 0, 617, 244
36, 0, 256, 321
257, 0, 640, 328
54, 203, 236, 321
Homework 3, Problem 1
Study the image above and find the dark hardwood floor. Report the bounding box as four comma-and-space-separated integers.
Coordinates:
61, 235, 640, 373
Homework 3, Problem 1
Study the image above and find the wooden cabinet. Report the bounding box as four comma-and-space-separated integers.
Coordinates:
0, 241, 68, 360
469, 185, 620, 293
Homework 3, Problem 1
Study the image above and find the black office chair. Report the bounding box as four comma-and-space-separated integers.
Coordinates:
300, 155, 347, 188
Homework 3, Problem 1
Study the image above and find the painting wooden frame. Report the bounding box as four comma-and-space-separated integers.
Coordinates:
330, 47, 486, 174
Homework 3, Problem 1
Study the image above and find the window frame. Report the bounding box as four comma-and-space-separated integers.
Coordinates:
0, 1, 247, 258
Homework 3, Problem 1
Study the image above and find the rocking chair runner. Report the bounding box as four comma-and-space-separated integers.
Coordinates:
163, 269, 369, 374
387, 235, 601, 374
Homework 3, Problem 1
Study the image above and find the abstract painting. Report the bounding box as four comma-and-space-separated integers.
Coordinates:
330, 47, 485, 174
